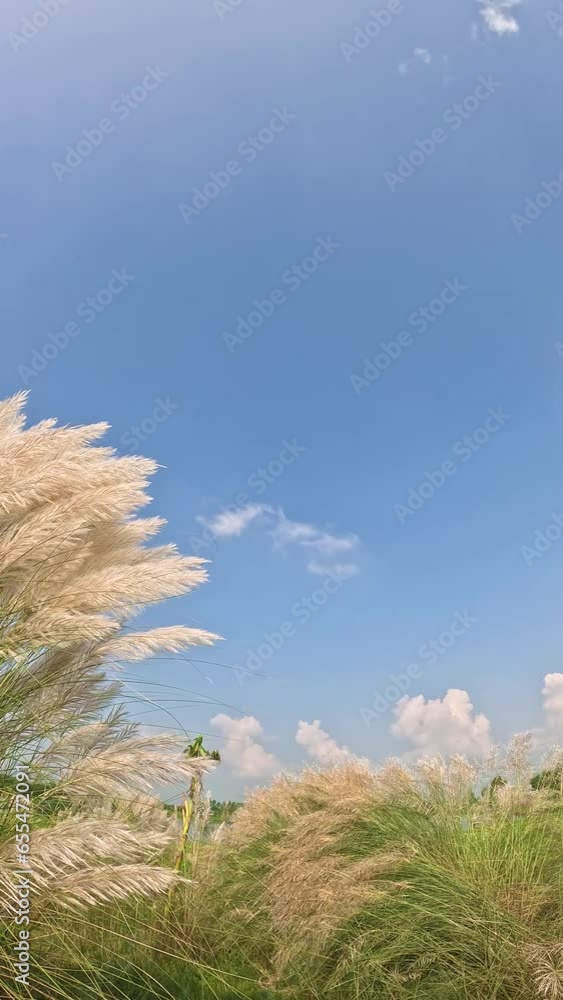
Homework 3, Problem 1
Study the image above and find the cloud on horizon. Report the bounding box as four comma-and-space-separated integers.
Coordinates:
210, 674, 561, 788
210, 713, 279, 778
542, 672, 563, 732
391, 688, 492, 755
296, 719, 357, 766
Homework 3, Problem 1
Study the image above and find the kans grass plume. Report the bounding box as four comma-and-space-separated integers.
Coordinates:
0, 394, 219, 942
199, 747, 563, 1000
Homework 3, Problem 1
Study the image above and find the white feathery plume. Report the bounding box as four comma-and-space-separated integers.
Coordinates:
0, 394, 220, 919
0, 816, 173, 886
56, 731, 215, 800
101, 625, 219, 662
44, 865, 192, 910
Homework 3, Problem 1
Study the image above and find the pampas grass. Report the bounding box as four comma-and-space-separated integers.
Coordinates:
193, 746, 563, 1000
1, 393, 561, 1000
0, 394, 218, 997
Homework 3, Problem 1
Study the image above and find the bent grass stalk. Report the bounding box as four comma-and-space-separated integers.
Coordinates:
0, 394, 219, 998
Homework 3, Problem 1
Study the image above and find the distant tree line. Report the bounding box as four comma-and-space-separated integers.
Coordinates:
481, 766, 562, 799
209, 799, 241, 824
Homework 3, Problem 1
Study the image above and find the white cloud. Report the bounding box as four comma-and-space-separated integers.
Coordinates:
307, 560, 359, 578
478, 0, 520, 34
296, 719, 354, 765
415, 47, 432, 64
391, 689, 492, 755
198, 503, 268, 538
271, 511, 359, 558
210, 713, 279, 778
398, 47, 432, 74
198, 502, 361, 575
542, 673, 563, 732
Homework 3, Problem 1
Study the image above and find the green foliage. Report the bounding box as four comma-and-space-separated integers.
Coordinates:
4, 770, 562, 1000
530, 767, 562, 791
480, 773, 507, 799
210, 799, 241, 824
185, 735, 221, 762
187, 779, 563, 1000
0, 774, 70, 822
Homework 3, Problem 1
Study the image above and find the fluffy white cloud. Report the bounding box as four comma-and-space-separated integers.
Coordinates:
199, 502, 360, 575
198, 503, 269, 538
478, 0, 520, 34
296, 719, 355, 766
391, 689, 492, 755
210, 714, 279, 778
542, 673, 563, 732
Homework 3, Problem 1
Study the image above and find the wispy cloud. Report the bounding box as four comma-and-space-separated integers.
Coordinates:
307, 560, 359, 578
198, 503, 361, 576
398, 47, 432, 75
271, 510, 359, 557
478, 0, 521, 35
198, 503, 269, 538
210, 713, 279, 778
415, 47, 432, 64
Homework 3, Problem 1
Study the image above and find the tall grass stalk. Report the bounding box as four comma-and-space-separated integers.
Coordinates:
0, 393, 219, 998
190, 749, 563, 999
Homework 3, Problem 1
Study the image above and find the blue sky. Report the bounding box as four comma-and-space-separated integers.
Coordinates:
2, 0, 563, 797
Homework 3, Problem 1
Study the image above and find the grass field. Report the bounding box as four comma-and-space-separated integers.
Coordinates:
2, 749, 561, 1000
1, 394, 561, 1000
